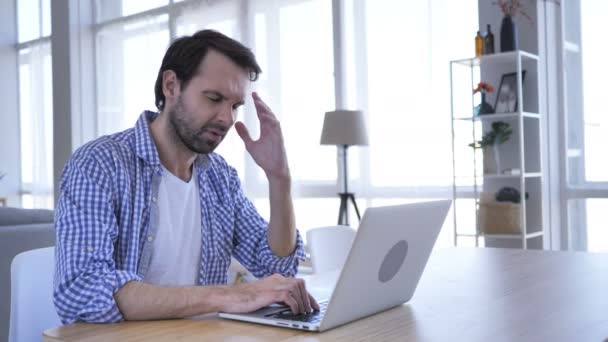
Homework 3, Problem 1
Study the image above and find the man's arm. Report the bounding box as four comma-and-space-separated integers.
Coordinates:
114, 274, 313, 319
114, 281, 223, 320
56, 151, 315, 322
234, 92, 298, 257
266, 175, 297, 257
232, 92, 318, 313
54, 152, 141, 324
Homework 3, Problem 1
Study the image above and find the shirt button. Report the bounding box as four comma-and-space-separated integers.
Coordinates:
147, 235, 154, 242
87, 246, 94, 252
151, 196, 157, 203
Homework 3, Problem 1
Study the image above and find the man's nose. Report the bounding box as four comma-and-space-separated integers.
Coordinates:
217, 104, 235, 126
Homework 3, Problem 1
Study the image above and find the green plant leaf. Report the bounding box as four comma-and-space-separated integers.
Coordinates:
469, 121, 512, 148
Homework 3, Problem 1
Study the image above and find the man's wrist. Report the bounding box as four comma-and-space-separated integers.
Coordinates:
193, 285, 232, 313
266, 171, 291, 185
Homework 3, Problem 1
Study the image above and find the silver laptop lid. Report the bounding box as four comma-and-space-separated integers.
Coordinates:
319, 200, 451, 331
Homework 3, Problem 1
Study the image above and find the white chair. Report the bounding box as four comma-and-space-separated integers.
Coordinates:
9, 247, 60, 342
306, 225, 356, 274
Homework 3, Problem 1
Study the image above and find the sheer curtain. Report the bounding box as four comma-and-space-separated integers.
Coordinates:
92, 0, 478, 244
96, 15, 170, 136
247, 0, 338, 233
15, 0, 53, 209
361, 0, 477, 189
19, 42, 54, 209
564, 1, 608, 252
342, 0, 478, 247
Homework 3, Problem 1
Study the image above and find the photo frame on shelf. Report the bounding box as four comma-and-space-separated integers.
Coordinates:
494, 70, 526, 113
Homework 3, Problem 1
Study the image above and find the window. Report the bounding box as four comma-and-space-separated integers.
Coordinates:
95, 14, 170, 136
95, 0, 169, 22
93, 0, 339, 239
91, 0, 477, 244
17, 0, 54, 209
363, 0, 477, 188
18, 0, 51, 42
562, 1, 608, 252
346, 0, 478, 247
568, 199, 608, 253
574, 1, 608, 183
253, 0, 336, 184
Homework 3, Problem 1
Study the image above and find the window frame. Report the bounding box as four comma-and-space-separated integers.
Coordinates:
15, 0, 54, 207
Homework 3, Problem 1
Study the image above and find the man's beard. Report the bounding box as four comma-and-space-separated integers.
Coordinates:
167, 96, 228, 154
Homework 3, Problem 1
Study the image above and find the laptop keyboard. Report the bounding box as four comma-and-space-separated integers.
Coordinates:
264, 300, 329, 323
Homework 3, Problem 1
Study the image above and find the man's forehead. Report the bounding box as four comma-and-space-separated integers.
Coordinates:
192, 51, 249, 99
187, 74, 248, 103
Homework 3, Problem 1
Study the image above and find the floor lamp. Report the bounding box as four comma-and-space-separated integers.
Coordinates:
320, 110, 369, 226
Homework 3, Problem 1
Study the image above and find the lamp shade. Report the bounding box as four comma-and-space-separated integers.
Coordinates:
320, 110, 368, 146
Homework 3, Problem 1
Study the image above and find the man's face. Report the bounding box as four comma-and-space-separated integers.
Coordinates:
165, 49, 248, 154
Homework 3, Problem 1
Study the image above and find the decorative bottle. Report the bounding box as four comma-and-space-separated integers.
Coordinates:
484, 24, 495, 54
475, 31, 483, 57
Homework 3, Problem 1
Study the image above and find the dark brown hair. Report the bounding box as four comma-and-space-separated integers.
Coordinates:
154, 29, 262, 111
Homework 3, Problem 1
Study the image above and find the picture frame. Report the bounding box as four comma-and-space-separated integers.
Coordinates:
494, 71, 526, 113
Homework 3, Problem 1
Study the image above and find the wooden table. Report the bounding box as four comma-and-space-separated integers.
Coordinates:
43, 248, 608, 342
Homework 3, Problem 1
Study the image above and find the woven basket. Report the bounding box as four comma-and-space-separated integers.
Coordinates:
477, 193, 521, 234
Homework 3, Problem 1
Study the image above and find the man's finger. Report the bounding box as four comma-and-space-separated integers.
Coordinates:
252, 92, 276, 118
234, 121, 253, 145
281, 291, 299, 314
297, 279, 312, 313
308, 292, 320, 311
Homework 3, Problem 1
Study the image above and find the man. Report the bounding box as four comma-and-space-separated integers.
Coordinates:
53, 29, 319, 324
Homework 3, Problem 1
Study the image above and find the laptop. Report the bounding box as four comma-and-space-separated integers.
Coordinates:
219, 200, 451, 332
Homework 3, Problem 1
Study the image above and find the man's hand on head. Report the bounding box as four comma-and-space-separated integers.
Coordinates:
234, 92, 290, 181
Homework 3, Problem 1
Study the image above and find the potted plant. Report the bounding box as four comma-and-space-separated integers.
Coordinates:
469, 121, 512, 174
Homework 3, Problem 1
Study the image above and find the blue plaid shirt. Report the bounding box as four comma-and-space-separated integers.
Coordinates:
53, 111, 305, 324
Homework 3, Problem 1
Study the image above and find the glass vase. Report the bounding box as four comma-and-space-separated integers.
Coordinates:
500, 15, 518, 52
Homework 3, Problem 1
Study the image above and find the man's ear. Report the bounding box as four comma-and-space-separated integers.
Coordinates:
162, 70, 181, 101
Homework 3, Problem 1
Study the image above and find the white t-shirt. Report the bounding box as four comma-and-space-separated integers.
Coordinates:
143, 166, 202, 286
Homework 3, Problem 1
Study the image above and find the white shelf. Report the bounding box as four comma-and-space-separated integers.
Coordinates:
454, 112, 540, 121
456, 231, 543, 239
456, 233, 478, 238
451, 50, 539, 67
450, 50, 545, 250
481, 172, 542, 179
455, 172, 542, 180
482, 231, 543, 240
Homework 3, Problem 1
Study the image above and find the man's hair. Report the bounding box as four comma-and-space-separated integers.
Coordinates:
154, 29, 262, 111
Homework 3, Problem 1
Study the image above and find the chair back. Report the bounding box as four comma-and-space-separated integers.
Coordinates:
306, 225, 356, 274
9, 246, 60, 342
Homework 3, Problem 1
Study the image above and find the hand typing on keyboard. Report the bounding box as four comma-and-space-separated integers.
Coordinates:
223, 274, 321, 314
265, 300, 328, 323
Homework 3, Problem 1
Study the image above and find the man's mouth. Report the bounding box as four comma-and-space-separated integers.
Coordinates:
202, 128, 225, 140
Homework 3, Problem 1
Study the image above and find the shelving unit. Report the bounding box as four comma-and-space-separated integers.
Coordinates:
450, 50, 544, 249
